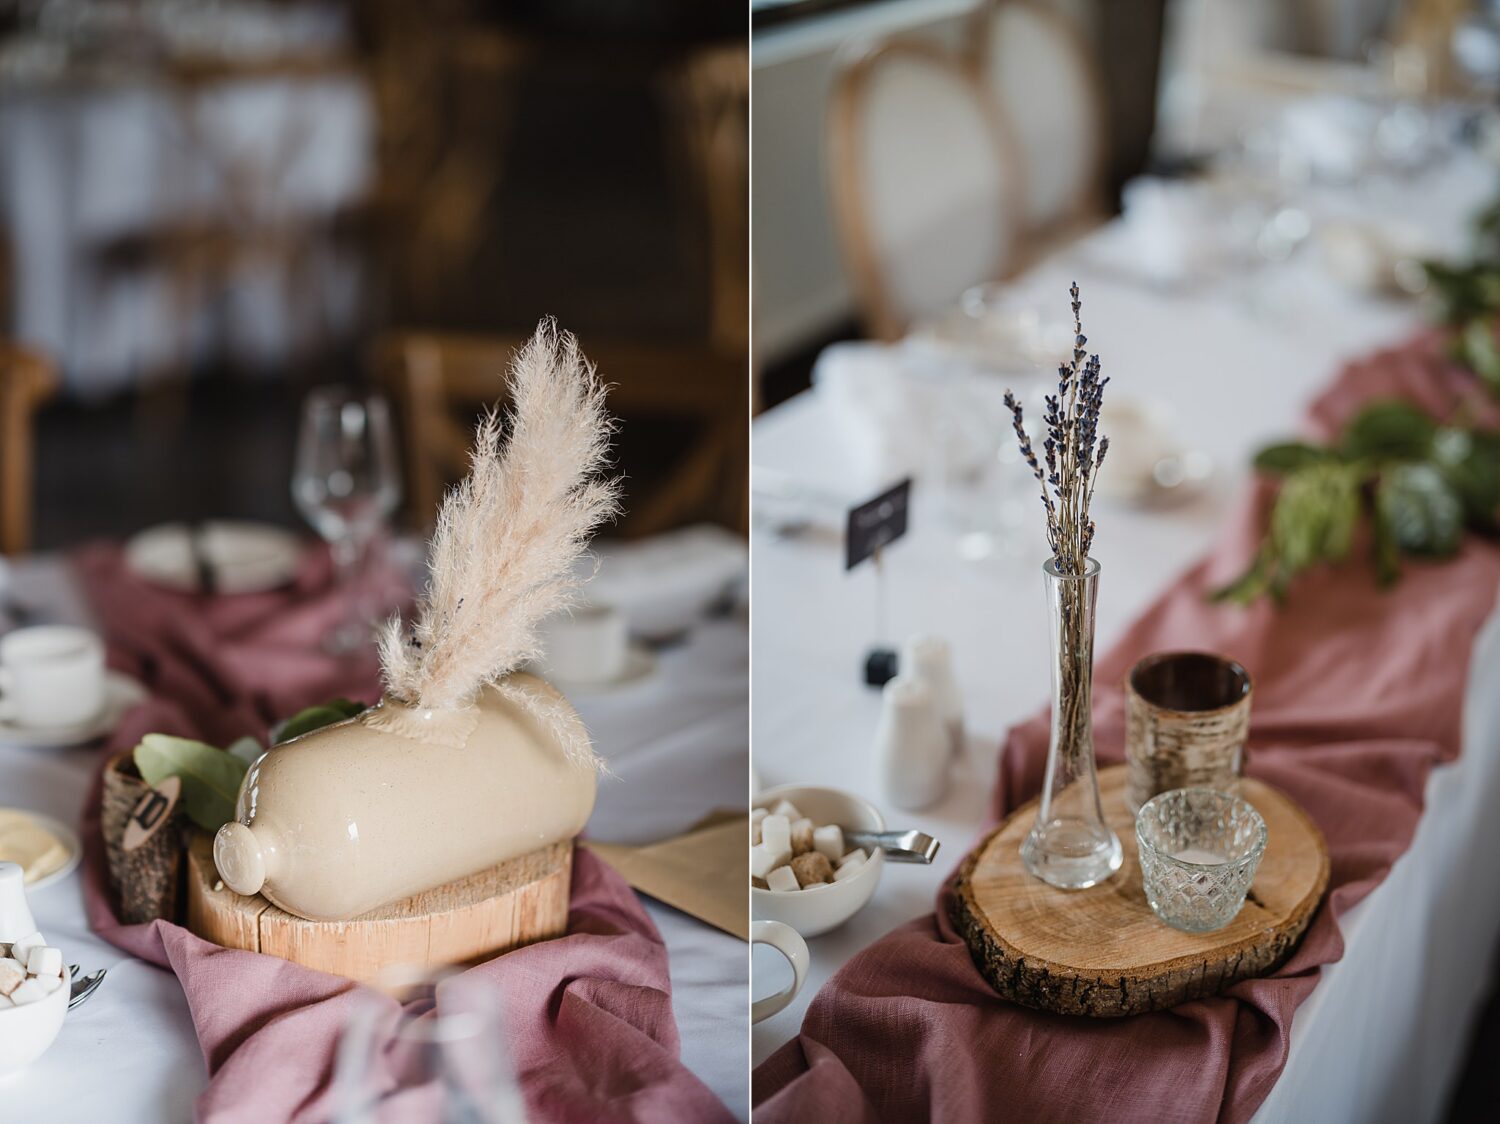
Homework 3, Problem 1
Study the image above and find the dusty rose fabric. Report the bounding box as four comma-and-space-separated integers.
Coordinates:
74, 543, 731, 1124
753, 336, 1500, 1123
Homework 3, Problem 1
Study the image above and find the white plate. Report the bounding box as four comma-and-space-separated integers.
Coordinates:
0, 671, 146, 749
125, 521, 302, 594
540, 646, 657, 695
0, 809, 82, 891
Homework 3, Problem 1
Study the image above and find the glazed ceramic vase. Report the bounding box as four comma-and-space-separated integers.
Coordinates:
213, 672, 596, 921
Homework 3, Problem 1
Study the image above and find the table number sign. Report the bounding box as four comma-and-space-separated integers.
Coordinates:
845, 478, 912, 571
845, 478, 912, 686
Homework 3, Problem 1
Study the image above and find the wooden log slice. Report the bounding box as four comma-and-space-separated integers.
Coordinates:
949, 765, 1328, 1017
186, 833, 572, 990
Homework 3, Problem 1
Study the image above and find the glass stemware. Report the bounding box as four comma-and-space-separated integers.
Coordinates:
292, 387, 401, 655
331, 967, 528, 1124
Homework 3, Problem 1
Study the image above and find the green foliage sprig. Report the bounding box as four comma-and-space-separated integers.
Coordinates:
1213, 399, 1500, 604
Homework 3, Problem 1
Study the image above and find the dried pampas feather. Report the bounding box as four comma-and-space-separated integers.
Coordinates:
379, 319, 620, 750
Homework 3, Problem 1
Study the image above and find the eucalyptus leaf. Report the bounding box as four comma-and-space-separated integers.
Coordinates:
1253, 442, 1337, 475
1458, 318, 1500, 397
275, 701, 365, 745
1433, 427, 1500, 527
133, 733, 248, 833
1340, 400, 1437, 462
226, 736, 265, 769
1376, 464, 1464, 557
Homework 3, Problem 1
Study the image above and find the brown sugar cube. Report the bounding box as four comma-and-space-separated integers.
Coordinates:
789, 818, 815, 856
790, 851, 835, 888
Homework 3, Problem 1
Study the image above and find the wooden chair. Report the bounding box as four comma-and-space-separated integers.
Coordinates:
374, 332, 746, 537
963, 0, 1111, 265
828, 39, 1025, 341
0, 346, 58, 555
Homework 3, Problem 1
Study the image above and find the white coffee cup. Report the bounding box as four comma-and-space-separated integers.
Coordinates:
751, 919, 809, 1024
538, 603, 629, 686
0, 626, 106, 729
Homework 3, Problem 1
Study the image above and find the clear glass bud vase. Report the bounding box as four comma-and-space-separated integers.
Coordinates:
1020, 557, 1123, 889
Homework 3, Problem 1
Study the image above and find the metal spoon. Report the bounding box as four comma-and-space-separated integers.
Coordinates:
68, 969, 106, 1010
843, 829, 941, 864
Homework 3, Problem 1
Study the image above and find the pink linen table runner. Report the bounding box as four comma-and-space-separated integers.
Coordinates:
753, 333, 1500, 1124
72, 543, 731, 1123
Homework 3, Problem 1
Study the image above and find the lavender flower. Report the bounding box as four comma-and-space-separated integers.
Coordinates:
1003, 284, 1111, 575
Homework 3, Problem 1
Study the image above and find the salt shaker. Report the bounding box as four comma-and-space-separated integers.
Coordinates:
0, 861, 38, 943
902, 634, 964, 756
875, 676, 950, 810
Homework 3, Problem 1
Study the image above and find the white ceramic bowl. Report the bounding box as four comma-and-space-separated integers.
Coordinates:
0, 968, 67, 1075
752, 784, 885, 938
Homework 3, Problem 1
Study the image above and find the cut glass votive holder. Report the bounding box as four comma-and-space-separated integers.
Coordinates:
1135, 788, 1267, 933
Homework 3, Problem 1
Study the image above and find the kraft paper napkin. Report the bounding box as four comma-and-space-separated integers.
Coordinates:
583, 811, 748, 941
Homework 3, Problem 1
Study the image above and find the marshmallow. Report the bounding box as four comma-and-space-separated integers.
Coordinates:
834, 859, 865, 883
0, 956, 24, 996
813, 825, 845, 863
771, 800, 801, 821
760, 814, 791, 855
25, 945, 62, 979
790, 818, 815, 856
749, 842, 791, 880
765, 866, 799, 893
9, 976, 49, 1005
837, 847, 866, 869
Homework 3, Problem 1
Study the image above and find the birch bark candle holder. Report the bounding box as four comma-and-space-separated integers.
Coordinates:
1125, 651, 1252, 815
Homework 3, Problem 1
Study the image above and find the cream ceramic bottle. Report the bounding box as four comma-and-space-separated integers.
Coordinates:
213, 672, 596, 921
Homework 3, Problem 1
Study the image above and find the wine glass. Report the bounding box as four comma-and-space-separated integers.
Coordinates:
331, 967, 528, 1124
292, 387, 401, 655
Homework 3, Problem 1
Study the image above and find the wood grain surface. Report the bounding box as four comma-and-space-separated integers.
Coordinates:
950, 765, 1328, 1016
186, 833, 572, 989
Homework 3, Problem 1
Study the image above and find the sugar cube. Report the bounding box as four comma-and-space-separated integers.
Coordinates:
749, 842, 791, 880
837, 847, 866, 869
750, 807, 768, 845
25, 945, 62, 979
790, 818, 815, 856
0, 957, 24, 996
771, 799, 801, 821
765, 866, 799, 893
9, 931, 43, 961
9, 976, 49, 1005
34, 972, 62, 995
791, 852, 834, 887
761, 814, 791, 855
834, 860, 864, 882
813, 825, 845, 863
0, 993, 12, 1008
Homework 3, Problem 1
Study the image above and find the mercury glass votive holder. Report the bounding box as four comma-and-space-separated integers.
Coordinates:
1135, 788, 1267, 933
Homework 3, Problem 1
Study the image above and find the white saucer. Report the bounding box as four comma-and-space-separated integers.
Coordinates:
125, 521, 302, 594
0, 810, 82, 891
539, 646, 657, 695
0, 671, 146, 749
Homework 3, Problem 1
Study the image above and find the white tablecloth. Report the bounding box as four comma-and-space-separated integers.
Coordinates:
750, 153, 1500, 1121
0, 551, 749, 1121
